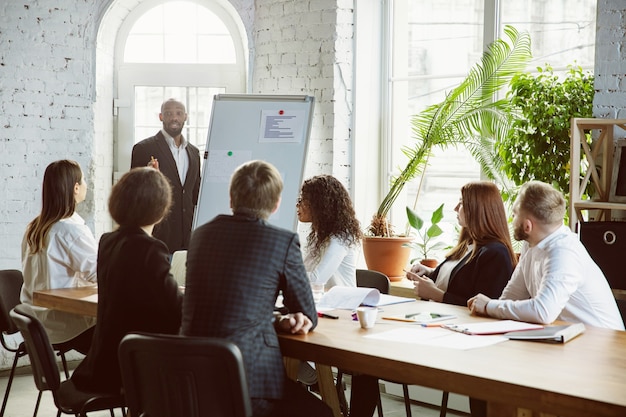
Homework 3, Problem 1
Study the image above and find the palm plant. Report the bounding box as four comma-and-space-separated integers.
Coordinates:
368, 25, 532, 236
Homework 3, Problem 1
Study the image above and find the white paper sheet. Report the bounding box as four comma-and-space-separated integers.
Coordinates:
364, 327, 508, 349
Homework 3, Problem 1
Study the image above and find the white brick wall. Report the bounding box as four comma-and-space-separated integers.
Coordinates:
253, 0, 354, 187
0, 0, 354, 369
594, 0, 626, 120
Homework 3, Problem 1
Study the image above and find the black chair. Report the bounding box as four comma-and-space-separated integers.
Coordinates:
356, 268, 390, 294
118, 332, 252, 417
9, 304, 125, 417
0, 270, 73, 417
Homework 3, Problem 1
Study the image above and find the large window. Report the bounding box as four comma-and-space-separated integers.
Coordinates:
385, 0, 596, 254
114, 0, 246, 175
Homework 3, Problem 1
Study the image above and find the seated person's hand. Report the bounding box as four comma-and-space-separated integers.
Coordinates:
407, 262, 433, 278
408, 272, 443, 302
276, 312, 313, 335
468, 293, 491, 316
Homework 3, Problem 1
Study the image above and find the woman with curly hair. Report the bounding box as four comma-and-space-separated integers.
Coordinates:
297, 175, 362, 289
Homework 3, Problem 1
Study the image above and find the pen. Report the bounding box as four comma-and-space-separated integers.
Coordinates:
318, 312, 339, 319
421, 323, 443, 327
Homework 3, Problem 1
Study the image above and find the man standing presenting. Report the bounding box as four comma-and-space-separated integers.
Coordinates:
131, 99, 201, 253
468, 180, 624, 330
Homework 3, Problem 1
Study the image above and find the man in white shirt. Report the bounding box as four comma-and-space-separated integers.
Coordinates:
468, 180, 624, 331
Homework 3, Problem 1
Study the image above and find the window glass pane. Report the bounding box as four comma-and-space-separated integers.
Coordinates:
124, 1, 235, 64
390, 0, 484, 253
388, 0, 596, 258
501, 0, 596, 71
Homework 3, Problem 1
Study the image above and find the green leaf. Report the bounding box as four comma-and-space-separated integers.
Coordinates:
406, 206, 423, 230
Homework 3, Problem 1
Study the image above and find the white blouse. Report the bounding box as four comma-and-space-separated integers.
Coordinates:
304, 236, 358, 289
20, 212, 98, 344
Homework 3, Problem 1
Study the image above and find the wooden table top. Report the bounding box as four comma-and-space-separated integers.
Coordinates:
33, 287, 626, 417
279, 301, 626, 417
33, 286, 98, 317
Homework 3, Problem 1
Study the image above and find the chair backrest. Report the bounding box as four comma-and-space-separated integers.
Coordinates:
9, 304, 61, 393
356, 269, 390, 295
0, 269, 24, 340
119, 332, 253, 417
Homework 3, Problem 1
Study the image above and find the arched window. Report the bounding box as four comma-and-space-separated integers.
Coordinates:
114, 0, 247, 176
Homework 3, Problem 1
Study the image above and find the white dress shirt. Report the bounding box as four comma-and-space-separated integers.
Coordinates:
20, 212, 98, 343
304, 236, 359, 289
162, 129, 189, 185
487, 226, 625, 330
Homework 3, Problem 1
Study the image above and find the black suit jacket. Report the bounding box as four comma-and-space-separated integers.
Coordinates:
131, 131, 201, 253
431, 241, 513, 306
181, 213, 317, 400
71, 226, 183, 394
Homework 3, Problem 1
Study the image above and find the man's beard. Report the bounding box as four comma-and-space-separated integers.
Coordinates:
513, 222, 529, 241
165, 123, 183, 137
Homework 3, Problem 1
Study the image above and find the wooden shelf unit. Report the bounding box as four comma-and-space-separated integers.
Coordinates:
569, 118, 626, 231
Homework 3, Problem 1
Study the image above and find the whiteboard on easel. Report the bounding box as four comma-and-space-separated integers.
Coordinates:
192, 94, 315, 232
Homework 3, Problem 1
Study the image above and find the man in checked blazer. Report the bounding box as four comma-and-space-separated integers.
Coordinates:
181, 160, 332, 417
131, 98, 201, 253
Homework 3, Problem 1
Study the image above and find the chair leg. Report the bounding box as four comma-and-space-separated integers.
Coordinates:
335, 370, 349, 417
439, 391, 449, 417
58, 351, 70, 379
33, 391, 42, 417
376, 392, 384, 417
1, 351, 22, 417
402, 384, 412, 417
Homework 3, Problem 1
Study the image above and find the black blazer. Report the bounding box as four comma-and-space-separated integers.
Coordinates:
181, 214, 317, 400
131, 131, 201, 253
71, 226, 183, 394
430, 241, 513, 306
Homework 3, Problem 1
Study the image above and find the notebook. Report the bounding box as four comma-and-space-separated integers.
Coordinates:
503, 323, 585, 343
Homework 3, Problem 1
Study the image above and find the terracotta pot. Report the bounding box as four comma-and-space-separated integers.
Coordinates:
362, 236, 413, 281
420, 259, 439, 268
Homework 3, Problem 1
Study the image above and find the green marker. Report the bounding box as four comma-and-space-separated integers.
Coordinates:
227, 151, 233, 156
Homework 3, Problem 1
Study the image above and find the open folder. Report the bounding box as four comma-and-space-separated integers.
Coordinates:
317, 286, 415, 310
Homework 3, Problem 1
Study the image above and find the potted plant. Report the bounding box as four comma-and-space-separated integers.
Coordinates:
496, 64, 594, 214
404, 204, 449, 268
362, 26, 532, 278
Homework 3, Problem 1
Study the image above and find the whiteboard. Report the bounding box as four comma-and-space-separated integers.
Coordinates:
193, 94, 315, 231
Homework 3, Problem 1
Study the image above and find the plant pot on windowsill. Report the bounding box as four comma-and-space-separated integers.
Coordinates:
419, 259, 439, 269
362, 236, 413, 282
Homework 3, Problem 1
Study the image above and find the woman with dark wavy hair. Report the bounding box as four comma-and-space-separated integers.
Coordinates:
296, 175, 363, 388
297, 175, 363, 289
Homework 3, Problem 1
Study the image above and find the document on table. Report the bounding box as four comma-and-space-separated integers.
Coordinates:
364, 327, 508, 349
317, 286, 415, 310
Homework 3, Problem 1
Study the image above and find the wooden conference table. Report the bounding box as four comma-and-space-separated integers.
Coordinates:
33, 287, 626, 417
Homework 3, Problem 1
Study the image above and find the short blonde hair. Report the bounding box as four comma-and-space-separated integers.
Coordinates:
514, 181, 566, 225
230, 160, 283, 220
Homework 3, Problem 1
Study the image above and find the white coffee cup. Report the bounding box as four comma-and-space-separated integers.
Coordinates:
356, 306, 378, 329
